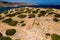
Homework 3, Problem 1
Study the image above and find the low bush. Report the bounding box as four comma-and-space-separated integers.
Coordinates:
0, 15, 1, 17
0, 36, 11, 40
2, 18, 12, 23
40, 11, 46, 16
18, 14, 27, 18
4, 11, 8, 14
20, 21, 24, 23
51, 34, 60, 40
37, 13, 42, 17
0, 17, 5, 20
6, 29, 16, 36
6, 14, 16, 17
54, 14, 60, 18
32, 10, 38, 14
8, 20, 18, 26
21, 23, 26, 26
0, 33, 3, 37
53, 18, 60, 22
15, 12, 23, 15
48, 12, 54, 15
46, 33, 50, 36
28, 14, 35, 18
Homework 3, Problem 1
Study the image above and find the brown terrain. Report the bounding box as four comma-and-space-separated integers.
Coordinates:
0, 7, 60, 40
0, 1, 36, 7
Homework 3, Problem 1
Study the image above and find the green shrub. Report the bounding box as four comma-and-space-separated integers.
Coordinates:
0, 33, 3, 37
53, 18, 60, 22
40, 11, 46, 16
37, 13, 42, 17
10, 11, 13, 13
0, 17, 5, 20
8, 20, 18, 26
2, 18, 12, 23
20, 21, 24, 23
6, 14, 16, 17
26, 8, 32, 13
0, 36, 11, 40
46, 33, 50, 36
54, 14, 60, 18
38, 11, 46, 17
0, 15, 1, 17
15, 12, 23, 15
46, 8, 53, 13
18, 14, 27, 18
48, 12, 54, 15
6, 29, 16, 36
51, 34, 60, 40
20, 8, 25, 11
4, 11, 8, 14
28, 14, 35, 18
32, 10, 38, 14
15, 39, 20, 40
21, 23, 26, 26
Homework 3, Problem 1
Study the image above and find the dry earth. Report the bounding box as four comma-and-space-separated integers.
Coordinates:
0, 7, 60, 40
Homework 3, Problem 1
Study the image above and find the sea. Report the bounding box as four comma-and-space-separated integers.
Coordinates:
0, 5, 60, 13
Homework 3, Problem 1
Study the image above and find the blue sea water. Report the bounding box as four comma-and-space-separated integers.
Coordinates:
0, 6, 23, 13
0, 5, 60, 13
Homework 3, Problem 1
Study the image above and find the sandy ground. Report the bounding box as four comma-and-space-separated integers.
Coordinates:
0, 7, 60, 40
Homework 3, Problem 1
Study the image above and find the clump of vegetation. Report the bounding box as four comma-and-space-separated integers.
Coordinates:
20, 8, 25, 11
40, 11, 46, 16
0, 33, 3, 37
0, 32, 12, 40
46, 33, 50, 36
51, 34, 60, 40
26, 8, 31, 13
0, 36, 11, 40
21, 23, 26, 26
36, 9, 40, 11
28, 14, 35, 18
2, 18, 18, 26
4, 11, 8, 14
6, 14, 16, 17
37, 13, 42, 17
53, 18, 60, 22
8, 20, 18, 26
2, 18, 12, 23
38, 11, 46, 17
19, 21, 26, 26
15, 12, 23, 15
46, 8, 53, 13
20, 21, 24, 23
15, 39, 20, 40
48, 12, 54, 15
18, 14, 27, 18
32, 10, 38, 14
0, 15, 2, 17
0, 17, 5, 20
54, 14, 60, 18
10, 11, 13, 13
6, 29, 16, 36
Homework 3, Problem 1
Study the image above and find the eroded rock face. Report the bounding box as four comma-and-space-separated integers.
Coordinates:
0, 7, 60, 40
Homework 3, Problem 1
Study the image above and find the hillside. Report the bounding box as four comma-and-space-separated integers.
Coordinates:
0, 7, 60, 40
0, 1, 36, 7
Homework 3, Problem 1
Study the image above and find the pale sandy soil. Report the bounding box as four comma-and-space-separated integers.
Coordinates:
0, 7, 60, 40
